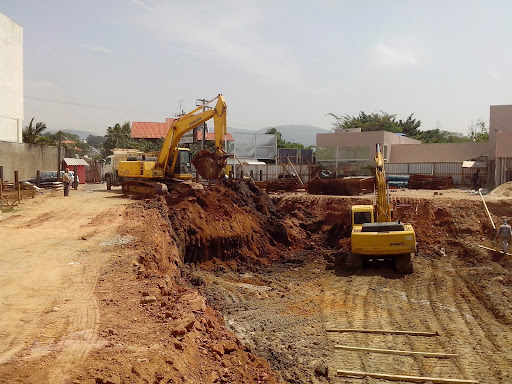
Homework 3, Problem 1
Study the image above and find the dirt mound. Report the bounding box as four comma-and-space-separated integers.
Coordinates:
143, 180, 301, 267
488, 181, 512, 197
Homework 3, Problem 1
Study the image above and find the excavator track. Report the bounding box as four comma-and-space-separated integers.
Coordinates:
395, 253, 414, 274
122, 181, 168, 197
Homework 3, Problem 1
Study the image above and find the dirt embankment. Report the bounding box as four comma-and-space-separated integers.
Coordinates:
133, 182, 512, 383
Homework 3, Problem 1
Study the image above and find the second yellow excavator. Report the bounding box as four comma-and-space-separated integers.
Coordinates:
347, 143, 417, 274
117, 94, 228, 195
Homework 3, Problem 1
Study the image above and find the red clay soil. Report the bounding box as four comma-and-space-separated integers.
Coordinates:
114, 185, 512, 382
2, 181, 512, 383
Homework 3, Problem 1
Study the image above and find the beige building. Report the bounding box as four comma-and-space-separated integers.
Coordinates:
316, 106, 512, 186
0, 13, 23, 143
389, 142, 489, 163
489, 105, 512, 185
316, 129, 420, 162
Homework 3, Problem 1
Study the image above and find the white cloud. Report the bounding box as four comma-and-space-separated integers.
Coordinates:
371, 42, 418, 69
80, 44, 112, 55
486, 70, 498, 79
131, 0, 153, 11
119, 2, 303, 84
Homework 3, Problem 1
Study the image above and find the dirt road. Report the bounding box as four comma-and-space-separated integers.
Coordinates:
0, 185, 129, 382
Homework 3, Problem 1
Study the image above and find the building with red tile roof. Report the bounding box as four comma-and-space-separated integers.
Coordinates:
131, 118, 176, 139
131, 118, 233, 142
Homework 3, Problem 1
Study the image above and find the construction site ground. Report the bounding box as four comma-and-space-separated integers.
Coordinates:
1, 182, 512, 384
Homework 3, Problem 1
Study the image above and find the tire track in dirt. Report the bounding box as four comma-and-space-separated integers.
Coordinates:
45, 244, 104, 383
413, 258, 508, 384
0, 190, 127, 383
446, 261, 512, 384
326, 258, 509, 384
1, 239, 104, 367
402, 260, 462, 381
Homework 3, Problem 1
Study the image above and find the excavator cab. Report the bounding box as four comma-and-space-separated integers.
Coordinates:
172, 148, 193, 180
352, 205, 374, 227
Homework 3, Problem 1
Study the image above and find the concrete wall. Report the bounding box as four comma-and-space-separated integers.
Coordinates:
495, 132, 512, 158
389, 142, 489, 163
0, 141, 62, 182
489, 105, 512, 160
0, 13, 23, 143
316, 131, 420, 161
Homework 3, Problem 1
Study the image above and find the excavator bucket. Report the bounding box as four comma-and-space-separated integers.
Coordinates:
192, 150, 228, 180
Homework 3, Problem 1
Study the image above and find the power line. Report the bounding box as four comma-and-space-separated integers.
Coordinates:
24, 96, 169, 115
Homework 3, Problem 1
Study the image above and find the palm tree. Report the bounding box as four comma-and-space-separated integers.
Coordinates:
22, 118, 48, 144
104, 122, 133, 153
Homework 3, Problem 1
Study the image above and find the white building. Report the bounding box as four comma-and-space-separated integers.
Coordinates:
0, 13, 23, 143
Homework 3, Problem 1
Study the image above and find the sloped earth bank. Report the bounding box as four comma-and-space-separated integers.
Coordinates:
154, 182, 512, 384
2, 182, 512, 383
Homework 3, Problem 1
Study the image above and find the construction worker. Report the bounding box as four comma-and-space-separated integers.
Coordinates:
62, 168, 72, 196
496, 219, 512, 253
472, 170, 481, 190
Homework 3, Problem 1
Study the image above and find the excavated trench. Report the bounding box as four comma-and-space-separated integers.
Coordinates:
139, 180, 512, 383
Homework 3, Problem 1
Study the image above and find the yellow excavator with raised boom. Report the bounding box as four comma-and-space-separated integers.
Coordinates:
347, 143, 417, 274
117, 94, 228, 195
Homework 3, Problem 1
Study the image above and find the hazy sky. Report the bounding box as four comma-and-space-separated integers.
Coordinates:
3, 0, 511, 137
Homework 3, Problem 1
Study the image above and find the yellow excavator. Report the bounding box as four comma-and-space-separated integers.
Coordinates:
347, 143, 417, 274
117, 94, 228, 195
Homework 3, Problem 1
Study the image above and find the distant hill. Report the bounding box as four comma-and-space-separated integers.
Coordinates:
229, 125, 329, 147
49, 125, 330, 147
47, 129, 101, 141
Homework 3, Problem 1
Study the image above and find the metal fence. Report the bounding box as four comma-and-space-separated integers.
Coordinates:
385, 162, 487, 186
228, 163, 311, 183
313, 157, 487, 186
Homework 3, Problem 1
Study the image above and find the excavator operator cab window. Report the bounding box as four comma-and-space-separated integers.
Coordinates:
174, 149, 192, 175
353, 211, 372, 224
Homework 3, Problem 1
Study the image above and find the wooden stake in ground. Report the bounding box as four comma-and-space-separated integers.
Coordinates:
336, 369, 479, 383
476, 244, 512, 257
334, 344, 458, 358
326, 328, 439, 336
478, 188, 495, 230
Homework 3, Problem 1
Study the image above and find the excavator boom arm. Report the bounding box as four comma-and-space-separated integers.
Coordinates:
375, 143, 392, 222
157, 94, 227, 174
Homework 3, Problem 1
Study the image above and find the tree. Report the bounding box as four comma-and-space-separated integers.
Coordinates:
22, 118, 48, 144
327, 111, 402, 133
398, 114, 421, 137
265, 128, 305, 149
265, 128, 285, 147
414, 129, 468, 143
87, 135, 106, 147
467, 119, 489, 142
103, 122, 133, 153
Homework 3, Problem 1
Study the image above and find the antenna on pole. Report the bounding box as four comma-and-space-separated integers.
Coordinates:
176, 100, 184, 117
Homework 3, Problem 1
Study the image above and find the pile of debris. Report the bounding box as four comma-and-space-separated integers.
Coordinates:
408, 174, 454, 190
307, 177, 374, 196
266, 177, 299, 192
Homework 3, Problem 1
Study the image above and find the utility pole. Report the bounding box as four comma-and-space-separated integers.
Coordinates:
196, 98, 211, 150
57, 132, 62, 180
194, 98, 212, 182
176, 100, 184, 117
